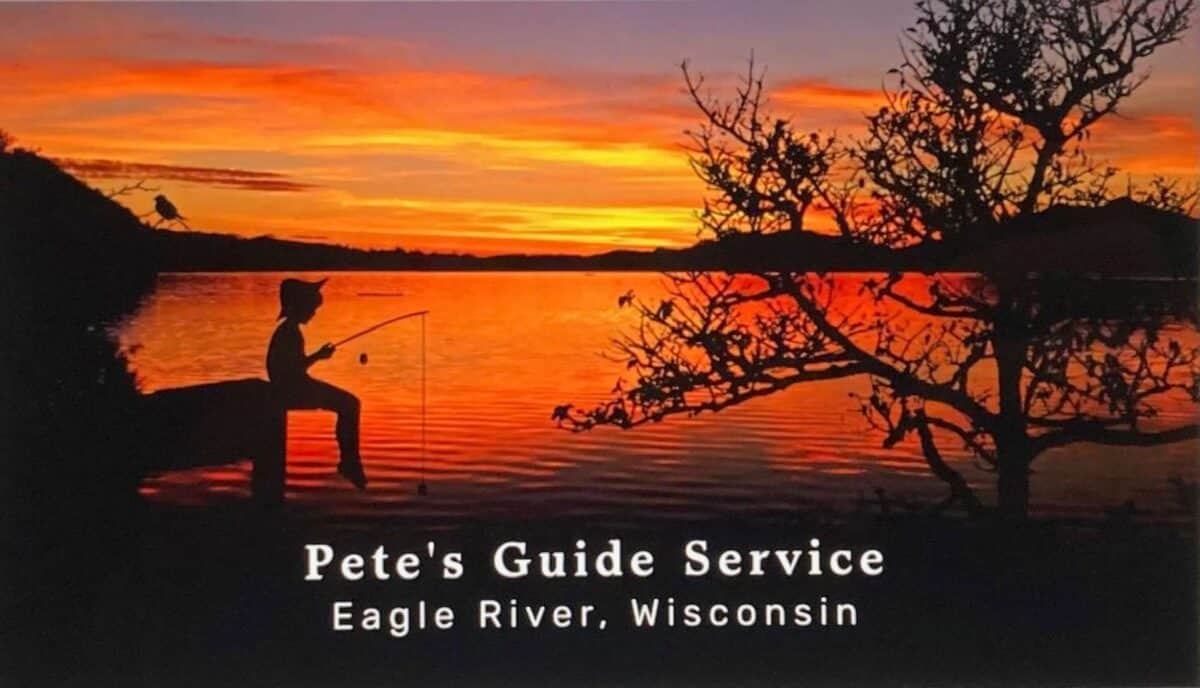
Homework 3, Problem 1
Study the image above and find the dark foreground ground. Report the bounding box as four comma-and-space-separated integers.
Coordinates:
2, 496, 1195, 688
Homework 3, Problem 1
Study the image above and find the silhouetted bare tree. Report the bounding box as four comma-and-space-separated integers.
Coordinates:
559, 0, 1198, 519
861, 0, 1194, 243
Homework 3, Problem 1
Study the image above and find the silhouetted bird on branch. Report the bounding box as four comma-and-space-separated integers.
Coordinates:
657, 299, 674, 319
152, 194, 189, 229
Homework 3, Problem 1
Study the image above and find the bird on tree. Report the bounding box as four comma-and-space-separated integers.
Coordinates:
152, 194, 189, 229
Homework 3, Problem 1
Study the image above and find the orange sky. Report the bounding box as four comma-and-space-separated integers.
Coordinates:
3, 3, 1197, 255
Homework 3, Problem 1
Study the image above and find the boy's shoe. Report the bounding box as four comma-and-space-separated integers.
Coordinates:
337, 462, 368, 490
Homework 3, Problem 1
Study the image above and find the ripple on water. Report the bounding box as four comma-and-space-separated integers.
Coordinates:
124, 272, 1198, 525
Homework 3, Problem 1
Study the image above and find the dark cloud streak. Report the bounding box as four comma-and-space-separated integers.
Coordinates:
53, 157, 316, 192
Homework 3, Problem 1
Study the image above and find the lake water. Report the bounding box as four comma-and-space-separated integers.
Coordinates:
113, 272, 1197, 526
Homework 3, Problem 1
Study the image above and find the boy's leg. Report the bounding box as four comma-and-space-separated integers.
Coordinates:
289, 379, 365, 486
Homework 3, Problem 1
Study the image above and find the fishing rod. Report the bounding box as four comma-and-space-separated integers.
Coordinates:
332, 309, 429, 348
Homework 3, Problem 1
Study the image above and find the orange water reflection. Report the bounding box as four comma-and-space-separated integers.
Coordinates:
114, 272, 1197, 525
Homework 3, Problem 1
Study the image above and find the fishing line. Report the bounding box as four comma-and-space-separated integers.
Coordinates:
418, 312, 428, 496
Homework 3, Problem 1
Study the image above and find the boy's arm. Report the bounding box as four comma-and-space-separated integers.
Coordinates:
305, 342, 336, 368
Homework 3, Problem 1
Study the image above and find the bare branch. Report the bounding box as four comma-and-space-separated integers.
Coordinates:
104, 179, 159, 199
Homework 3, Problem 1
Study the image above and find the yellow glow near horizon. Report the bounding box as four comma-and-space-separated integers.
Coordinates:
308, 130, 685, 171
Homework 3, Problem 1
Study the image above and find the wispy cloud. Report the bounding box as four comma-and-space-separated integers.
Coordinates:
774, 79, 885, 114
53, 158, 316, 192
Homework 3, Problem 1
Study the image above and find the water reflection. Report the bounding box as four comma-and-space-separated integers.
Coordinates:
113, 272, 1197, 525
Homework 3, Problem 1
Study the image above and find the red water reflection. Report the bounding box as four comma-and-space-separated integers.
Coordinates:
114, 272, 1197, 525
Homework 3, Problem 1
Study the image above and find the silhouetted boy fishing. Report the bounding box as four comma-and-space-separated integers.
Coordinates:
267, 278, 368, 490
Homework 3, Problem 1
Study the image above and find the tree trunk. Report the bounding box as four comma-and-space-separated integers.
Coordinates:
993, 306, 1032, 519
996, 460, 1030, 519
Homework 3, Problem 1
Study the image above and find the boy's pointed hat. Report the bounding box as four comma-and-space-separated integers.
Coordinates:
279, 278, 327, 318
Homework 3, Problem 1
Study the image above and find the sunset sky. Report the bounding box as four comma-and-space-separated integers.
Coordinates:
4, 1, 1198, 255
